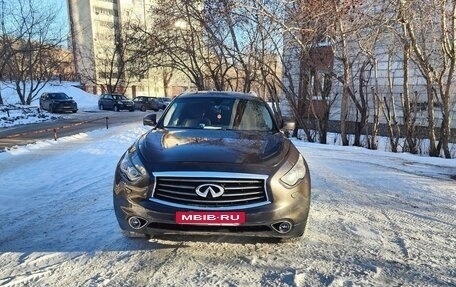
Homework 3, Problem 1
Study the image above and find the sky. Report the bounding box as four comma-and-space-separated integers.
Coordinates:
1, 0, 71, 47
48, 0, 70, 43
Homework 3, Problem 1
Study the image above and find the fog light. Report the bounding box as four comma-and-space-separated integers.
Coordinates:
279, 222, 292, 233
128, 216, 147, 229
271, 221, 293, 234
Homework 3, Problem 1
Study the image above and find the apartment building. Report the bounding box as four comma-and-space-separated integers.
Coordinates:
67, 0, 167, 98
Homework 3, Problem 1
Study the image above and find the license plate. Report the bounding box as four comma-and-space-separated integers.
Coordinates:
176, 211, 245, 225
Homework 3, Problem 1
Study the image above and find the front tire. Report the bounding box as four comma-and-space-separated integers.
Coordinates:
99, 104, 104, 110
140, 105, 147, 112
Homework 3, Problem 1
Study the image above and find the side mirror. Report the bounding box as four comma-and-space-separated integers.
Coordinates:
143, 113, 157, 126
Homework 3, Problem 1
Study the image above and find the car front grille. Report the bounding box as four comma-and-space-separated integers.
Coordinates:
150, 172, 270, 210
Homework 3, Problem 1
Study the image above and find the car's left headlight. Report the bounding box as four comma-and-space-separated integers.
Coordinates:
119, 149, 147, 182
281, 155, 307, 187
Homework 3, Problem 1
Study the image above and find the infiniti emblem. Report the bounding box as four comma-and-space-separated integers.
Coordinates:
195, 184, 225, 198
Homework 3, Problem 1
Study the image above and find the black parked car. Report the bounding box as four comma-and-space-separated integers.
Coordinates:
113, 91, 311, 240
155, 97, 172, 110
98, 94, 135, 112
133, 96, 161, 112
39, 92, 78, 113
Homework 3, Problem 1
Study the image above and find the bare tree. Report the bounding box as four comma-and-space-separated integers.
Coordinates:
204, 0, 263, 93
328, 0, 390, 147
381, 50, 402, 152
146, 0, 263, 93
246, 0, 339, 142
144, 0, 208, 90
161, 67, 174, 97
77, 19, 150, 95
2, 0, 68, 105
435, 0, 456, 158
389, 2, 419, 154
0, 0, 11, 105
396, 0, 456, 157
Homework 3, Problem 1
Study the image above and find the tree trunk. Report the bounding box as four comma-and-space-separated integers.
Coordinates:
339, 23, 350, 146
370, 87, 380, 150
400, 37, 418, 154
425, 79, 439, 156
438, 99, 452, 158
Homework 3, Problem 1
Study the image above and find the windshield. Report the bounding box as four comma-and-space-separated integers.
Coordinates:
49, 93, 70, 99
112, 95, 128, 101
161, 97, 275, 131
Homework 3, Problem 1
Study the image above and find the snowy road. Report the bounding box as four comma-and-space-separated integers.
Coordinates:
0, 124, 455, 287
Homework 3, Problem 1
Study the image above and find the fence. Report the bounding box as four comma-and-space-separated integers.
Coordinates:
1, 116, 111, 143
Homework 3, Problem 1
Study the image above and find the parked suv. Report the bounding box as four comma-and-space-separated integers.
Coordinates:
98, 94, 135, 112
39, 92, 78, 113
133, 96, 161, 112
113, 91, 311, 240
155, 97, 172, 110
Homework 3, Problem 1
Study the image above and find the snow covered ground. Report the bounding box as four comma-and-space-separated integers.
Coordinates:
0, 81, 99, 128
0, 123, 455, 287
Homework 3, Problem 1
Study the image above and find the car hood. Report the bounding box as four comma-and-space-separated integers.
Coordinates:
138, 129, 290, 166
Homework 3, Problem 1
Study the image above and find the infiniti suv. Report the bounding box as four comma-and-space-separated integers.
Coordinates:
39, 92, 77, 113
113, 91, 311, 239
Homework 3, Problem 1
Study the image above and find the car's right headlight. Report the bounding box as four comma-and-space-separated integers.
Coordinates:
119, 149, 147, 182
280, 155, 307, 187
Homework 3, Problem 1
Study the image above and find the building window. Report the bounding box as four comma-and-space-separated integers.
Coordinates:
97, 0, 117, 3
94, 7, 119, 17
96, 19, 119, 29
98, 71, 119, 79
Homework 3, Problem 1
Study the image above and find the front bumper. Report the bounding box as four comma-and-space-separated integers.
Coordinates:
119, 103, 134, 110
113, 171, 311, 238
54, 104, 77, 112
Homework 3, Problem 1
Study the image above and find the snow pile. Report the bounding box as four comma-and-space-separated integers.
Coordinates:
0, 81, 99, 127
0, 81, 98, 109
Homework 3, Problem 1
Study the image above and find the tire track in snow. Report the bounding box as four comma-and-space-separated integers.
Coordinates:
380, 210, 410, 259
298, 145, 456, 285
144, 238, 264, 286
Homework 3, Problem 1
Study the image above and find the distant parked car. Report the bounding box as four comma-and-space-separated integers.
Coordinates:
39, 92, 78, 113
133, 96, 161, 112
153, 97, 172, 110
98, 94, 135, 112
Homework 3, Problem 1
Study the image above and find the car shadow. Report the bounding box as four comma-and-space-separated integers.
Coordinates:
149, 234, 282, 245
0, 221, 284, 254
